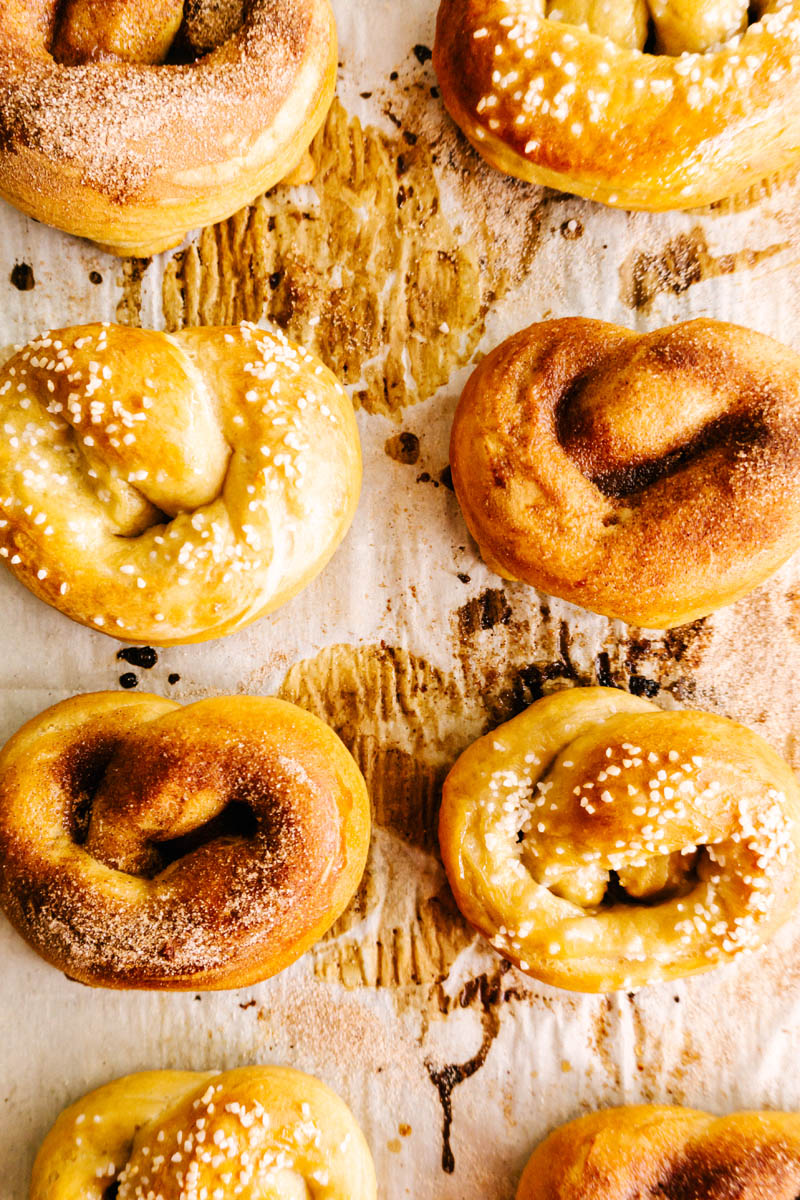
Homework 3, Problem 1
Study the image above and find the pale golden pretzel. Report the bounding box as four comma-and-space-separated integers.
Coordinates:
0, 692, 371, 989
0, 322, 361, 645
439, 688, 800, 992
433, 0, 800, 209
31, 1067, 377, 1199
0, 0, 337, 255
450, 317, 800, 629
516, 1105, 800, 1199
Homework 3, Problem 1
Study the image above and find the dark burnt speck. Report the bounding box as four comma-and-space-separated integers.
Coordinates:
10, 263, 35, 291
117, 646, 158, 669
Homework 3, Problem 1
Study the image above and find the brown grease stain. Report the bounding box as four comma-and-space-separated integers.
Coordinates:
620, 227, 788, 312
162, 98, 513, 416
425, 971, 505, 1173
385, 431, 421, 465
116, 257, 151, 327
279, 643, 481, 990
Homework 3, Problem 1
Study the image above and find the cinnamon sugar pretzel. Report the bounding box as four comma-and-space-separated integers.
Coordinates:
0, 692, 370, 989
0, 0, 336, 254
449, 317, 800, 629
516, 1105, 800, 1198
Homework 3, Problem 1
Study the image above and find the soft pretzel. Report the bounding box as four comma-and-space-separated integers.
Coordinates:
516, 1105, 800, 1198
31, 1067, 377, 1199
439, 687, 800, 992
432, 0, 800, 210
0, 691, 370, 989
0, 0, 337, 255
0, 321, 361, 645
450, 317, 800, 629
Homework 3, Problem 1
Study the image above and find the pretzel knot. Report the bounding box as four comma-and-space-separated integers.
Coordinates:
433, 0, 800, 209
516, 1105, 800, 1199
450, 317, 800, 629
0, 322, 361, 645
439, 688, 800, 992
0, 692, 371, 989
0, 0, 336, 254
31, 1067, 377, 1199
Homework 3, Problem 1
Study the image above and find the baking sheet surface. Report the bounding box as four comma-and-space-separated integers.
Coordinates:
3, 2, 800, 1195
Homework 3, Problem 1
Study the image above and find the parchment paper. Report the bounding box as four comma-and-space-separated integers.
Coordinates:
3, 2, 800, 1196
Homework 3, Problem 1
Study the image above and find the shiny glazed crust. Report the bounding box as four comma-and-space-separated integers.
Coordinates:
439, 687, 800, 992
433, 0, 800, 210
516, 1105, 800, 1198
450, 317, 800, 629
0, 322, 362, 645
0, 692, 371, 989
0, 0, 337, 254
30, 1067, 378, 1198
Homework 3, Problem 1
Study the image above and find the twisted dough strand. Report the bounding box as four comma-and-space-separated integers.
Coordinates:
516, 1106, 800, 1199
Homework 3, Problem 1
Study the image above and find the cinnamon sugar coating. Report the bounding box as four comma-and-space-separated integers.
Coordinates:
0, 0, 337, 253
517, 1105, 800, 1198
0, 692, 371, 989
450, 317, 800, 628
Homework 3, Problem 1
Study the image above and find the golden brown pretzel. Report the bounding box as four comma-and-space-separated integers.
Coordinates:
450, 317, 800, 629
0, 692, 371, 989
433, 0, 800, 209
0, 0, 337, 254
0, 322, 361, 645
31, 1067, 377, 1198
439, 688, 800, 992
516, 1105, 800, 1199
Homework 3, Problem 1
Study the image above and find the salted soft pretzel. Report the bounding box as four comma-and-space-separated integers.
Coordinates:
439, 687, 800, 992
450, 317, 800, 629
0, 692, 370, 989
0, 321, 361, 645
0, 0, 336, 255
433, 0, 800, 209
516, 1105, 800, 1198
31, 1067, 377, 1199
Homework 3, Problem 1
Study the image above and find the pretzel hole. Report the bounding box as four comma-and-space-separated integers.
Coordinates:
103, 1184, 120, 1200
145, 799, 258, 876
49, 0, 244, 67
64, 739, 120, 845
539, 848, 704, 909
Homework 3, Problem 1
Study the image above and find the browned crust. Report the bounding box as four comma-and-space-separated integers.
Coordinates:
516, 1106, 800, 1198
450, 317, 800, 628
433, 0, 800, 209
0, 692, 371, 989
